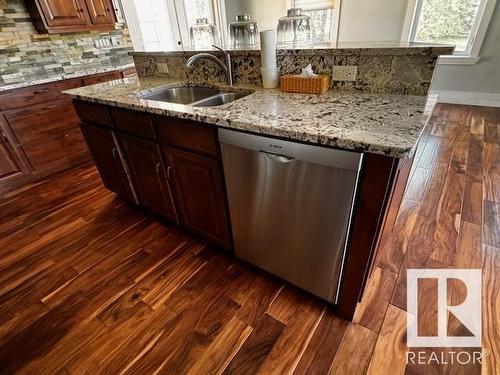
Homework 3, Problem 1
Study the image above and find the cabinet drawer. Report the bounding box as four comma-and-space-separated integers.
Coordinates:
23, 128, 89, 173
0, 78, 83, 111
83, 71, 122, 86
154, 116, 218, 157
4, 98, 79, 144
110, 107, 155, 140
73, 100, 114, 128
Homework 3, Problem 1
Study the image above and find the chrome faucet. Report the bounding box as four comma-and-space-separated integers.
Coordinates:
185, 45, 233, 86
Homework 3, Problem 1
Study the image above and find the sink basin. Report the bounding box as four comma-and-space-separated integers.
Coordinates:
193, 92, 247, 107
139, 86, 219, 104
138, 85, 251, 107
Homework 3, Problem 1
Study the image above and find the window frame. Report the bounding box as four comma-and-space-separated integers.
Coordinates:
174, 0, 226, 50
288, 0, 341, 45
217, 0, 342, 47
121, 0, 183, 51
402, 0, 497, 65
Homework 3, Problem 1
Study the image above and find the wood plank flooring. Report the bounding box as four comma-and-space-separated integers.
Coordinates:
0, 103, 498, 374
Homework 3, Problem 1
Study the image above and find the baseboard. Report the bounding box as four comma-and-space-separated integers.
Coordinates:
429, 90, 500, 107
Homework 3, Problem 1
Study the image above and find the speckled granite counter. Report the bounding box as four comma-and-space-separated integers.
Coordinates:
0, 63, 135, 93
64, 77, 432, 158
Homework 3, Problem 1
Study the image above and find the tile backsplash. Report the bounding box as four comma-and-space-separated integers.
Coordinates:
0, 0, 133, 88
132, 46, 454, 96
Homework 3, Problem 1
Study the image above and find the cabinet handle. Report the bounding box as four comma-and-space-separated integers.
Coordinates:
0, 129, 8, 143
155, 162, 162, 177
33, 89, 49, 94
112, 148, 119, 160
42, 105, 57, 111
166, 166, 172, 180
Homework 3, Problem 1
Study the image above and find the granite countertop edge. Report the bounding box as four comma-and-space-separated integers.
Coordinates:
0, 63, 136, 93
64, 78, 432, 159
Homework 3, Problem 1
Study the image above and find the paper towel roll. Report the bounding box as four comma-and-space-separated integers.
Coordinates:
260, 30, 277, 69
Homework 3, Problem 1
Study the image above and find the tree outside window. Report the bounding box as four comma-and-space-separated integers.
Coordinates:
413, 0, 482, 51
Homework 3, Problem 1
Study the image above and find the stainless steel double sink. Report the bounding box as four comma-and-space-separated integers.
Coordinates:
138, 86, 250, 107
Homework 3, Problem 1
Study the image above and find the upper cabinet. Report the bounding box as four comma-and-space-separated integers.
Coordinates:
27, 0, 116, 34
84, 0, 116, 25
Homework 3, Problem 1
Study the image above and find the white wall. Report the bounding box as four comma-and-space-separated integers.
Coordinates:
430, 0, 500, 98
337, 0, 409, 42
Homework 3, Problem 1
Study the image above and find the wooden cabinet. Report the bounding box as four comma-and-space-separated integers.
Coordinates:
3, 98, 90, 175
120, 135, 177, 221
34, 0, 90, 30
0, 67, 134, 193
0, 135, 23, 183
84, 0, 115, 25
163, 147, 230, 247
154, 117, 219, 157
0, 78, 82, 111
74, 102, 231, 248
4, 98, 79, 143
82, 71, 122, 86
27, 0, 116, 34
80, 123, 135, 201
0, 116, 31, 193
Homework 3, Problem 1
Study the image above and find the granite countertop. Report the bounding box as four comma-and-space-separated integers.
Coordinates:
64, 77, 432, 158
0, 63, 136, 93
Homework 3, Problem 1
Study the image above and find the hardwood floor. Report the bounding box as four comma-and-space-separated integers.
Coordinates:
0, 103, 498, 374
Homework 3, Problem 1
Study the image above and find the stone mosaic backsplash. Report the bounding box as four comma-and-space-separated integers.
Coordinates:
0, 0, 134, 88
132, 46, 454, 96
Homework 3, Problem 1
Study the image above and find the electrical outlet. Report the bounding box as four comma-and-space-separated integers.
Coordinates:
332, 66, 357, 81
157, 62, 169, 74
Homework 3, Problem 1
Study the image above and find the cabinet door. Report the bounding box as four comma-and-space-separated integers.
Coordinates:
4, 98, 90, 174
120, 135, 177, 221
0, 138, 22, 182
80, 124, 135, 200
164, 147, 230, 247
84, 0, 115, 25
37, 0, 90, 28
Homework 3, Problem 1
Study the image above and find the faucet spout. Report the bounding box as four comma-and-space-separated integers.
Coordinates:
185, 46, 233, 86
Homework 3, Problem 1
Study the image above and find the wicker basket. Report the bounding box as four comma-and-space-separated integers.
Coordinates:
280, 74, 330, 94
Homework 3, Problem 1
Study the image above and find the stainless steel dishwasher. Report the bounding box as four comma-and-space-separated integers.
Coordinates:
219, 129, 363, 303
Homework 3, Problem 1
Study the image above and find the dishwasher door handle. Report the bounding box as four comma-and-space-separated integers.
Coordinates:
259, 150, 295, 163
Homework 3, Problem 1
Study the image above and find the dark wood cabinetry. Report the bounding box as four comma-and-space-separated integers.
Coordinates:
3, 98, 89, 174
84, 0, 115, 25
0, 137, 22, 182
80, 123, 135, 201
164, 147, 230, 247
74, 101, 231, 248
0, 67, 136, 194
82, 71, 123, 86
34, 0, 90, 30
120, 135, 177, 220
27, 0, 116, 34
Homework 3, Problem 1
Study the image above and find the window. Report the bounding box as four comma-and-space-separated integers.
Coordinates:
182, 0, 215, 30
122, 0, 221, 51
180, 0, 222, 49
292, 0, 335, 44
406, 0, 497, 62
121, 0, 178, 51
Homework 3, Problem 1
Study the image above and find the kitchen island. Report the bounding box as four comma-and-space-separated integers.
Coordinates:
65, 77, 432, 319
